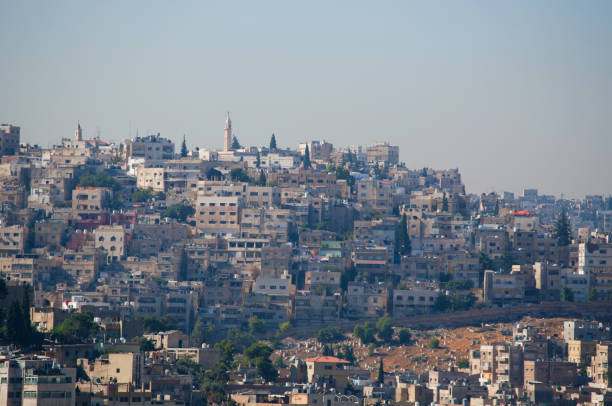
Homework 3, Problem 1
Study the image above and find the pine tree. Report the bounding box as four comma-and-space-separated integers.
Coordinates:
394, 213, 411, 263
442, 192, 449, 212
303, 145, 311, 169
493, 200, 500, 216
257, 169, 266, 187
255, 150, 261, 168
22, 285, 32, 345
377, 358, 384, 385
181, 135, 188, 157
501, 241, 515, 272
190, 320, 207, 347
554, 210, 571, 246
231, 136, 241, 150
269, 133, 277, 151
5, 300, 24, 345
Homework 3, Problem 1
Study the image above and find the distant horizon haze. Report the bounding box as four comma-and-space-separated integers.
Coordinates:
1, 1, 611, 198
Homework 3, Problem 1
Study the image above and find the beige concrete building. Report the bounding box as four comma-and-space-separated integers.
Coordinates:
195, 194, 240, 236
135, 166, 165, 192
78, 353, 143, 386
72, 187, 112, 213
366, 141, 399, 165
0, 124, 20, 157
305, 356, 350, 391
94, 225, 126, 263
0, 224, 25, 255
123, 133, 174, 161
0, 357, 76, 406
143, 330, 190, 349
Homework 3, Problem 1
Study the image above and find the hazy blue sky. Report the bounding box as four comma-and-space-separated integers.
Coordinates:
1, 1, 611, 198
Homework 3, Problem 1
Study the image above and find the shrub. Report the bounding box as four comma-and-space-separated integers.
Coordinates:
398, 328, 411, 344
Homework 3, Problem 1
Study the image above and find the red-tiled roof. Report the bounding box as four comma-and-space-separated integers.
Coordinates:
305, 356, 350, 363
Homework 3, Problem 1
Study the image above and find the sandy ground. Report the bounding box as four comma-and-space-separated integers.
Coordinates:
275, 317, 567, 375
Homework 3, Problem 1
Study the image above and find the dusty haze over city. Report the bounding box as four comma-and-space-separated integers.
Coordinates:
1, 1, 611, 197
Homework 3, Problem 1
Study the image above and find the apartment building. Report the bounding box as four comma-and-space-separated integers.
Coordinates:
195, 194, 240, 236
0, 225, 25, 255
72, 187, 112, 213
345, 282, 388, 318
0, 124, 20, 157
392, 285, 438, 316
0, 357, 76, 406
78, 353, 144, 386
366, 141, 399, 165
0, 254, 53, 286
483, 270, 526, 305
62, 246, 106, 288
478, 343, 523, 387
589, 343, 612, 386
135, 166, 165, 192
123, 133, 174, 161
579, 242, 612, 274
94, 225, 126, 263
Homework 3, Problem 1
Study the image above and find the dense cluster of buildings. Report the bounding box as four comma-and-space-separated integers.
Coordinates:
1, 117, 612, 405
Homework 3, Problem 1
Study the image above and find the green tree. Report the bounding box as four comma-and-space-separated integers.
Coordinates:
479, 251, 494, 271
269, 133, 277, 151
340, 345, 355, 363
255, 150, 261, 168
493, 200, 500, 216
303, 145, 311, 169
78, 172, 119, 190
245, 342, 274, 363
376, 317, 393, 343
428, 338, 440, 349
53, 312, 99, 344
4, 300, 25, 345
162, 204, 194, 222
201, 362, 230, 404
562, 285, 575, 302
589, 287, 599, 301
138, 338, 155, 352
457, 359, 469, 369
214, 339, 236, 366
501, 241, 515, 271
554, 210, 571, 246
230, 168, 250, 182
138, 315, 177, 333
322, 344, 334, 356
442, 192, 449, 212
231, 136, 241, 150
255, 169, 267, 186
190, 320, 207, 347
398, 328, 411, 344
317, 326, 343, 343
257, 358, 279, 382
244, 342, 277, 381
394, 213, 411, 263
181, 135, 188, 157
377, 358, 384, 385
248, 316, 267, 337
353, 322, 376, 345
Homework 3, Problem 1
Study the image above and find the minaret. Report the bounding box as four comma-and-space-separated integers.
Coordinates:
75, 122, 82, 142
224, 113, 232, 152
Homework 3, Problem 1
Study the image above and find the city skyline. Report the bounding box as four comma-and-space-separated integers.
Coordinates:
2, 0, 612, 197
